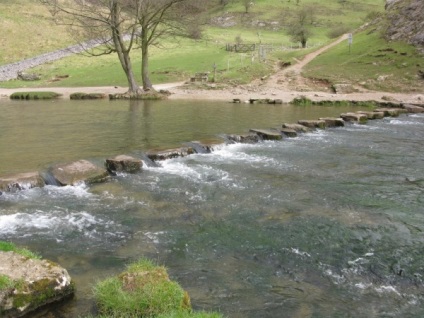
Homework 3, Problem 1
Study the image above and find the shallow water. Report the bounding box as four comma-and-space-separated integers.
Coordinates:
1, 99, 423, 317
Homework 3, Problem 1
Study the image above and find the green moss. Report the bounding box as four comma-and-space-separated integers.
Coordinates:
0, 275, 14, 290
13, 278, 58, 309
10, 91, 61, 100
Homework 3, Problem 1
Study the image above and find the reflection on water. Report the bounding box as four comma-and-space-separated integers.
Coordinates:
0, 100, 423, 317
0, 99, 369, 174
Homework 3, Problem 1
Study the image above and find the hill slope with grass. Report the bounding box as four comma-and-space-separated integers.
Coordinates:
0, 0, 421, 94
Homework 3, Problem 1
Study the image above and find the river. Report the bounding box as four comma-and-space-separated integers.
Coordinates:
0, 99, 423, 317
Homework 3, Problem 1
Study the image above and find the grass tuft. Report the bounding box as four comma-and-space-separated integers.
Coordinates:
0, 240, 41, 259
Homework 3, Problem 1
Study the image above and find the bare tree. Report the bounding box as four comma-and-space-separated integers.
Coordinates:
41, 0, 143, 95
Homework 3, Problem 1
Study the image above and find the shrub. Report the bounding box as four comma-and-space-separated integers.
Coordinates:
328, 25, 351, 39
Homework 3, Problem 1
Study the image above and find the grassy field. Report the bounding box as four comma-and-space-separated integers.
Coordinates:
2, 0, 419, 93
303, 30, 424, 93
0, 0, 74, 65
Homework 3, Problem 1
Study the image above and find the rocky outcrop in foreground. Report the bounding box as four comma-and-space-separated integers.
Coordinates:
0, 251, 74, 318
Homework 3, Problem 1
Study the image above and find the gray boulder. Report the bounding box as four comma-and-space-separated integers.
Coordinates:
0, 172, 45, 192
0, 251, 74, 318
280, 128, 298, 137
51, 160, 109, 186
105, 155, 143, 174
403, 104, 424, 113
357, 111, 386, 119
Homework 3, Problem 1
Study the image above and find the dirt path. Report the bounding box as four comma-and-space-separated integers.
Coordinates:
0, 34, 423, 105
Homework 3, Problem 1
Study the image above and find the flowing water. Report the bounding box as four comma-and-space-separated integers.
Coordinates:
0, 99, 423, 317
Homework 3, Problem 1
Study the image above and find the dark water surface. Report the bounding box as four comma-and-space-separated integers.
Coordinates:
0, 99, 423, 317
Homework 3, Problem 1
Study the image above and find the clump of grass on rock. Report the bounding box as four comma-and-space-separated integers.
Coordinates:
10, 91, 61, 100
94, 258, 191, 317
0, 240, 40, 260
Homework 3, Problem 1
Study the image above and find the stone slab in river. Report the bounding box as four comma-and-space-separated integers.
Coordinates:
249, 129, 282, 140
0, 172, 45, 192
147, 147, 195, 161
282, 123, 312, 133
51, 160, 109, 186
105, 155, 143, 173
319, 118, 345, 127
340, 113, 368, 124
225, 134, 260, 144
298, 120, 326, 129
0, 251, 74, 318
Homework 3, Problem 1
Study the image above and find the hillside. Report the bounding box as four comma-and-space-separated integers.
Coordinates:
385, 0, 424, 52
0, 0, 74, 66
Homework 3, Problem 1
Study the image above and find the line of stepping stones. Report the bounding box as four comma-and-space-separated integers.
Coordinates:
0, 104, 423, 194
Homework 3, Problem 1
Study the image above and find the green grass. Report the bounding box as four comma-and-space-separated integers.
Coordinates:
0, 275, 14, 291
0, 241, 41, 259
0, 0, 387, 89
302, 29, 424, 92
0, 0, 74, 65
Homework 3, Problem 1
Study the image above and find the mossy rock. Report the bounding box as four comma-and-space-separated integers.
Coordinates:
109, 91, 168, 100
70, 92, 107, 100
0, 245, 74, 318
10, 92, 62, 100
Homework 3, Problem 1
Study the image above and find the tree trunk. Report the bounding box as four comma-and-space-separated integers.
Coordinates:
141, 29, 154, 91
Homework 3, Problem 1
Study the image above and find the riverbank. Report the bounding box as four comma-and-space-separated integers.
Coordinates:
1, 84, 423, 105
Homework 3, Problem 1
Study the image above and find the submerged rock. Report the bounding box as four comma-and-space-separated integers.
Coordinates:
105, 155, 143, 174
0, 172, 45, 192
0, 251, 74, 318
50, 160, 109, 186
249, 129, 283, 140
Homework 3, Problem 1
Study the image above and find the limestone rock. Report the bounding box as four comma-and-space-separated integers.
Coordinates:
298, 120, 326, 129
332, 83, 358, 94
340, 113, 368, 124
0, 251, 74, 318
403, 104, 424, 113
375, 108, 406, 117
282, 123, 312, 133
249, 129, 282, 140
319, 118, 345, 128
357, 111, 386, 119
226, 134, 261, 144
51, 160, 109, 186
0, 172, 45, 192
105, 155, 143, 174
147, 147, 194, 161
280, 128, 298, 137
